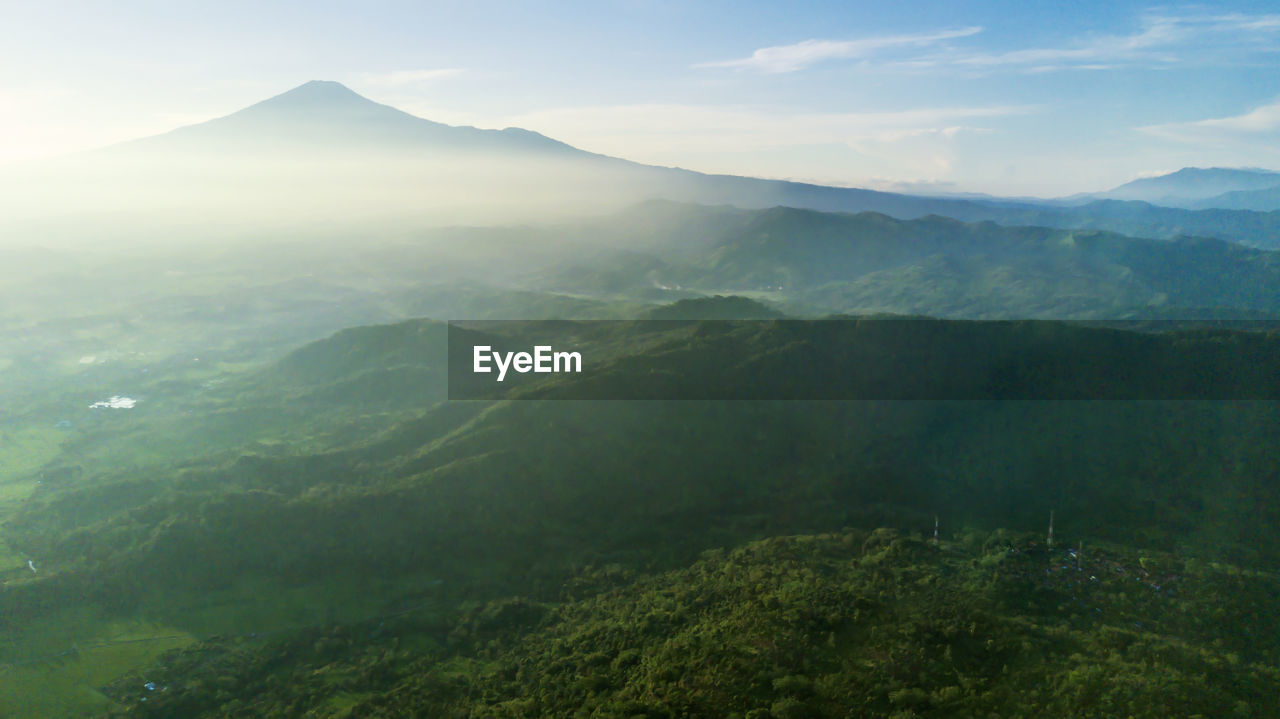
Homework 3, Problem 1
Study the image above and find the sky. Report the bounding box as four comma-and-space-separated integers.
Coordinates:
2, 0, 1279, 196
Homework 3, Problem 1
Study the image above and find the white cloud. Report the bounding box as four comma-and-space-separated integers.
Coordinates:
1153, 11, 1280, 34
950, 16, 1183, 70
949, 11, 1280, 73
695, 27, 982, 73
1138, 101, 1280, 143
701, 12, 1280, 76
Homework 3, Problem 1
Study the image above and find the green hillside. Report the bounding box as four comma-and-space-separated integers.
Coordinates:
2, 308, 1278, 716
100, 529, 1278, 718
544, 204, 1280, 318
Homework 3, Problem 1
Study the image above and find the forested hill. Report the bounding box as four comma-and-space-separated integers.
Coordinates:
545, 202, 1280, 318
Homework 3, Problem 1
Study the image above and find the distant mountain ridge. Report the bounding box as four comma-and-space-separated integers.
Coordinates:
543, 202, 1280, 319
1185, 185, 1280, 211
1094, 167, 1280, 210
119, 80, 582, 156
1103, 167, 1280, 202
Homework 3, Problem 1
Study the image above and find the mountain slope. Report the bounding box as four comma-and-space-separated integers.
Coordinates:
1188, 185, 1280, 211
544, 203, 1280, 318
1101, 167, 1280, 206
11, 317, 1280, 588
5, 311, 1280, 716
101, 528, 1280, 719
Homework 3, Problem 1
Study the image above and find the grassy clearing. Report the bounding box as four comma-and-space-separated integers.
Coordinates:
0, 571, 443, 717
0, 619, 194, 719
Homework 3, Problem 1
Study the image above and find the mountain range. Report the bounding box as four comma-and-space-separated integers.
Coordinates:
533, 201, 1280, 319
1097, 167, 1280, 209
4, 80, 1280, 249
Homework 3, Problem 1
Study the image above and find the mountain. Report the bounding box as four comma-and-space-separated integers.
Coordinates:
939, 198, 1280, 251
1186, 185, 1280, 212
0, 81, 643, 238
116, 80, 581, 157
542, 202, 1280, 318
1101, 167, 1280, 206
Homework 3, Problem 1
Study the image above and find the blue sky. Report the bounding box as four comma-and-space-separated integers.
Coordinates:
2, 1, 1279, 195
